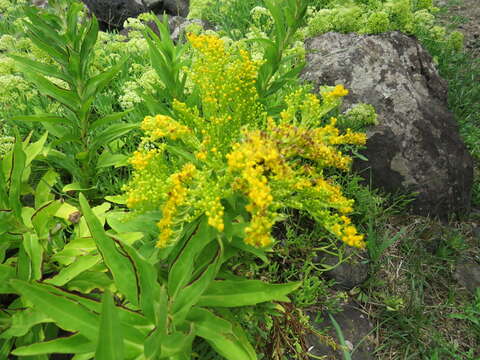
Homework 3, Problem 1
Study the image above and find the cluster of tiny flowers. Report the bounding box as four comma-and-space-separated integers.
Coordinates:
187, 33, 263, 134
0, 133, 14, 157
226, 112, 367, 249
141, 114, 191, 141
304, 0, 456, 50
227, 132, 280, 247
329, 216, 365, 248
157, 163, 197, 248
323, 84, 349, 101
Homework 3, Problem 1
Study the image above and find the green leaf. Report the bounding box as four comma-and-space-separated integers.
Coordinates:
62, 182, 93, 192
11, 114, 67, 125
31, 200, 61, 238
0, 308, 52, 339
44, 254, 101, 286
172, 243, 223, 323
95, 289, 124, 360
79, 193, 139, 306
35, 169, 58, 209
106, 210, 160, 237
168, 219, 215, 300
12, 333, 95, 356
8, 55, 72, 83
144, 286, 168, 359
9, 141, 26, 217
66, 270, 113, 294
160, 326, 195, 358
197, 279, 301, 307
120, 244, 161, 324
80, 16, 99, 76
89, 123, 139, 153
22, 233, 43, 281
187, 307, 256, 360
96, 152, 128, 169
328, 312, 352, 360
23, 72, 80, 112
9, 280, 100, 340
90, 109, 133, 131
0, 264, 14, 293
83, 60, 125, 102
9, 281, 145, 358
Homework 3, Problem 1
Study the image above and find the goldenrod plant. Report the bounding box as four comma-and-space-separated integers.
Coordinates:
124, 34, 368, 250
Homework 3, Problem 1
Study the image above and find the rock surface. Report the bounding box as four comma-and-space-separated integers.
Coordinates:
301, 31, 473, 219
454, 260, 480, 294
81, 0, 189, 30
314, 246, 369, 290
81, 0, 148, 29
306, 302, 375, 359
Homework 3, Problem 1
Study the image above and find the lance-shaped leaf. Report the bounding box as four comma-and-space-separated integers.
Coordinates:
8, 141, 26, 217
89, 123, 139, 154
80, 16, 99, 76
168, 218, 216, 300
10, 280, 100, 340
23, 72, 80, 112
120, 243, 161, 324
197, 279, 301, 307
8, 55, 72, 83
22, 233, 43, 281
35, 169, 58, 209
79, 193, 139, 306
44, 254, 101, 286
83, 60, 125, 102
9, 281, 145, 357
12, 333, 94, 356
187, 307, 256, 360
172, 242, 223, 324
90, 109, 133, 131
0, 308, 52, 338
31, 200, 61, 239
95, 289, 124, 360
24, 131, 48, 167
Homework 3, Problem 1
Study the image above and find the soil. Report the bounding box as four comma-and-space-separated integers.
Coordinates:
436, 0, 480, 57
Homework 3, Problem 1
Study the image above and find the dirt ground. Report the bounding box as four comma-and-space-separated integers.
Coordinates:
436, 0, 480, 57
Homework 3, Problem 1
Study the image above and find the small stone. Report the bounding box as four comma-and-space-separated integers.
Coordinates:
453, 260, 480, 294
306, 302, 375, 359
314, 246, 370, 290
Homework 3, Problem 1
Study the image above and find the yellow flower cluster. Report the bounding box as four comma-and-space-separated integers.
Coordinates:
324, 84, 349, 101
129, 149, 157, 170
226, 117, 367, 248
330, 216, 365, 248
205, 196, 224, 232
156, 163, 196, 248
141, 114, 191, 141
187, 33, 263, 134
227, 131, 283, 247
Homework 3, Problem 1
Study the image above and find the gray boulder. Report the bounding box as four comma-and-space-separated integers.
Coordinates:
301, 31, 473, 219
144, 0, 189, 17
81, 0, 148, 29
81, 0, 189, 30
